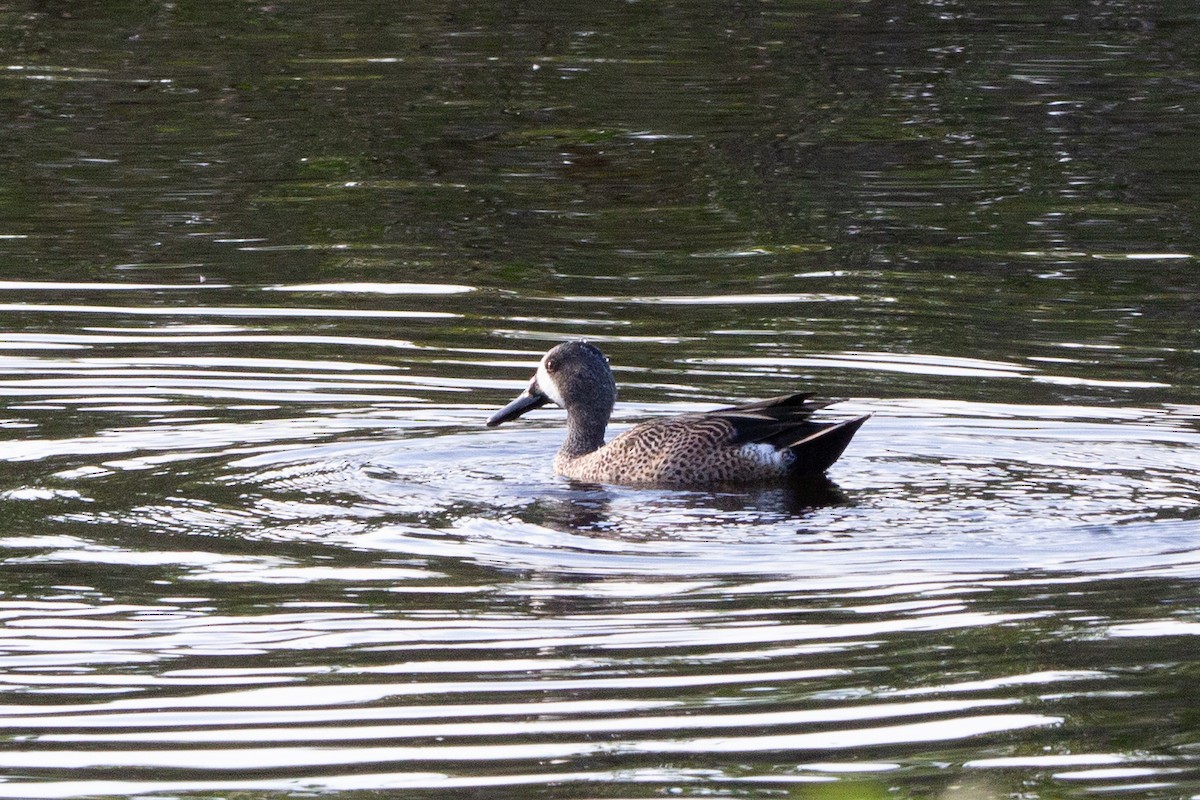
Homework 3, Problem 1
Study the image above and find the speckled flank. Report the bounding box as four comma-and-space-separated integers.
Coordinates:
489, 341, 867, 488
555, 415, 794, 486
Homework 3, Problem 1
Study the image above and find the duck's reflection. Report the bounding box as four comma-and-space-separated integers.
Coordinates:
526, 475, 850, 534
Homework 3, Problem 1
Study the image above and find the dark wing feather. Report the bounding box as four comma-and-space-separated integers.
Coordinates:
704, 394, 868, 475
710, 392, 825, 414
706, 393, 837, 447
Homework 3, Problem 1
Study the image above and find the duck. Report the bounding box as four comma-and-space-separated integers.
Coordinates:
486, 341, 867, 487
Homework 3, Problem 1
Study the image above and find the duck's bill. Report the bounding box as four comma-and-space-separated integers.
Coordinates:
486, 386, 551, 427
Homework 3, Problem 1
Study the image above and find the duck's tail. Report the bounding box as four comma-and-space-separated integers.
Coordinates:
785, 414, 870, 476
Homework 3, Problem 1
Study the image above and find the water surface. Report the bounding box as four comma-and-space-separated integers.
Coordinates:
2, 1, 1200, 798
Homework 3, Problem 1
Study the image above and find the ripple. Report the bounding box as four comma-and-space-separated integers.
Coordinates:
0, 713, 1060, 770
0, 281, 226, 291
0, 303, 456, 319
32, 699, 1021, 743
561, 293, 859, 305
699, 352, 1171, 387
266, 282, 476, 295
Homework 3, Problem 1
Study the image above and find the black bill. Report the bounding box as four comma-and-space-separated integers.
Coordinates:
486, 380, 551, 427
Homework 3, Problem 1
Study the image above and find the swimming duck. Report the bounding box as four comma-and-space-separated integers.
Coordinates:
486, 341, 867, 487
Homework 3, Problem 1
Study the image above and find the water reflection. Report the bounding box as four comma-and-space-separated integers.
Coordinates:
517, 476, 851, 532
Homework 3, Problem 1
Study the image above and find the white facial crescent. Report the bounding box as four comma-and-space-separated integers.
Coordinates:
536, 358, 566, 407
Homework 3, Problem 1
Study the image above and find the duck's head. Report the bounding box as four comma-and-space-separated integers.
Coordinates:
486, 341, 616, 427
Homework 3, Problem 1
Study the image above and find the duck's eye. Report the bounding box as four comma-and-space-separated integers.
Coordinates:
544, 358, 559, 373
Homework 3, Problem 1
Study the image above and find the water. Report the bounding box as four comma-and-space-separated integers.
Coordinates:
2, 1, 1200, 798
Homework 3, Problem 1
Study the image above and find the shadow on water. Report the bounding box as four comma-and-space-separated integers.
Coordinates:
525, 475, 853, 533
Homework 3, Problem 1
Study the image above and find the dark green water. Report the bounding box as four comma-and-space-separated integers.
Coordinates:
2, 2, 1200, 798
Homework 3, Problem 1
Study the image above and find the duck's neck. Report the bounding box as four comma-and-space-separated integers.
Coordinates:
560, 408, 608, 458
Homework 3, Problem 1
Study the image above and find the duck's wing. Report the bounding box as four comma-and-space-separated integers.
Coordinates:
710, 392, 827, 415
706, 394, 868, 475
706, 393, 836, 446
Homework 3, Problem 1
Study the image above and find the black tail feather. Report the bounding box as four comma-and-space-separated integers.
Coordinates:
786, 415, 870, 475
